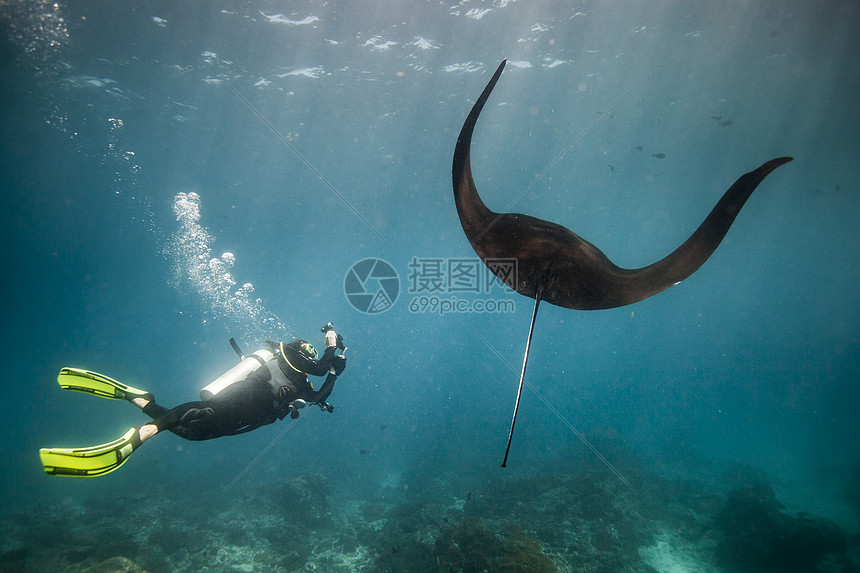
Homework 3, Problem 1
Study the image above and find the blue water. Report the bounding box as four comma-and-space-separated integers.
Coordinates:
2, 1, 859, 571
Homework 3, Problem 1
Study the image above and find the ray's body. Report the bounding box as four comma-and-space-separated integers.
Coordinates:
452, 59, 792, 466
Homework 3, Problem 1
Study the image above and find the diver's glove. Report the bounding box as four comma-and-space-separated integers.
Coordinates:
324, 329, 338, 348
331, 354, 346, 375
318, 402, 334, 413
322, 322, 345, 350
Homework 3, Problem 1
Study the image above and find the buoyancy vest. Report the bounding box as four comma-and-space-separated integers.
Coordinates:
199, 342, 318, 411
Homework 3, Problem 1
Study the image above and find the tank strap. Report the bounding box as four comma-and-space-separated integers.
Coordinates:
248, 353, 268, 367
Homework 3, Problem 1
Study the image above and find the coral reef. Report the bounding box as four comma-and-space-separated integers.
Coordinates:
463, 469, 652, 573
846, 463, 860, 520
82, 556, 149, 573
433, 517, 559, 572
713, 484, 848, 572
1, 465, 857, 572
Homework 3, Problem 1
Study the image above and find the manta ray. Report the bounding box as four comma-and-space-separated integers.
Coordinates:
452, 59, 792, 466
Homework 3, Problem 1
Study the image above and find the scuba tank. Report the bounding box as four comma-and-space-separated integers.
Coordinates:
200, 339, 273, 400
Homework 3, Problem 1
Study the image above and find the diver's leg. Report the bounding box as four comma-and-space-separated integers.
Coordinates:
125, 398, 169, 444
147, 401, 226, 441
137, 402, 218, 443
130, 396, 152, 410
133, 400, 177, 444
138, 423, 158, 443
140, 400, 169, 419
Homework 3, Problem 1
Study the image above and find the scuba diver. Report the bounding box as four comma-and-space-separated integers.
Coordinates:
39, 323, 347, 477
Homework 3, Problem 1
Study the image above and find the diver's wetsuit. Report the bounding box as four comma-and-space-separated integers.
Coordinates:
142, 344, 341, 441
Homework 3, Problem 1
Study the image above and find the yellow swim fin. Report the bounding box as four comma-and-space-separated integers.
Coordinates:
57, 368, 152, 401
39, 427, 142, 477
